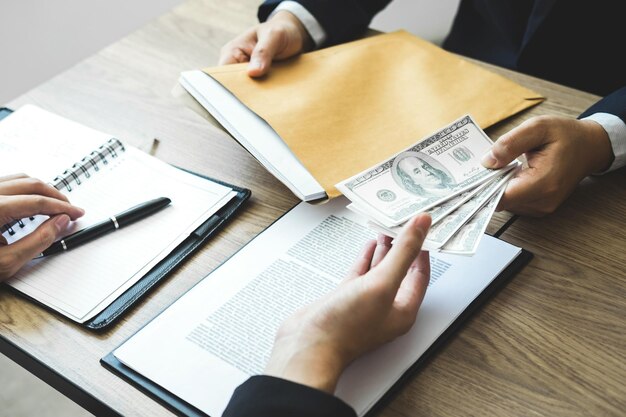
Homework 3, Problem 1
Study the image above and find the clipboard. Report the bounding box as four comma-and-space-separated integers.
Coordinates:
100, 197, 532, 416
0, 107, 251, 331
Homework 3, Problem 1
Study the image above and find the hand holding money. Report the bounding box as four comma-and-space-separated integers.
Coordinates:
336, 115, 518, 255
481, 116, 614, 216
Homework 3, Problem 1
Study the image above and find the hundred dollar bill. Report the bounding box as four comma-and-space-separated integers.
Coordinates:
423, 168, 515, 249
336, 115, 518, 227
363, 168, 514, 247
366, 220, 442, 251
347, 183, 481, 231
356, 175, 496, 238
440, 182, 506, 256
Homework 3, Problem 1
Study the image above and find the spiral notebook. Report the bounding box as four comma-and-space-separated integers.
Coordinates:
0, 105, 250, 329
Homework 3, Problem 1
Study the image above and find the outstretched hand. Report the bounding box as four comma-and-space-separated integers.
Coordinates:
0, 174, 84, 280
265, 213, 432, 393
482, 116, 614, 216
219, 11, 311, 77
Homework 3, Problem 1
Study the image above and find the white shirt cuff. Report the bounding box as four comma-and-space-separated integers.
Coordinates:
269, 1, 327, 47
582, 112, 626, 173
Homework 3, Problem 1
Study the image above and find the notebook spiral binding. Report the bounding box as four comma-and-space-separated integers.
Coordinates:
1, 138, 126, 236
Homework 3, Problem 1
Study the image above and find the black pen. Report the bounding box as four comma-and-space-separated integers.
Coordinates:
38, 197, 171, 258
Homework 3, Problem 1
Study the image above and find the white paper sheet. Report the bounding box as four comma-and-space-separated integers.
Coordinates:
114, 197, 521, 416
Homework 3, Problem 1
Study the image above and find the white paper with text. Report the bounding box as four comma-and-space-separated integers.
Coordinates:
114, 197, 521, 416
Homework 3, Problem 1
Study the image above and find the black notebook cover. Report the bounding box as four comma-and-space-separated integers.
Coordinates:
0, 107, 251, 331
101, 209, 533, 417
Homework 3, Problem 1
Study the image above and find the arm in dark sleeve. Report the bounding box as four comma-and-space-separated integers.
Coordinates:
579, 87, 626, 123
222, 375, 357, 417
258, 0, 393, 46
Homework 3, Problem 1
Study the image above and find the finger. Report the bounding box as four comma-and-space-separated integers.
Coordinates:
219, 42, 255, 65
345, 239, 376, 280
371, 234, 392, 268
0, 173, 29, 183
394, 250, 430, 309
0, 195, 85, 221
0, 215, 69, 278
497, 176, 562, 217
219, 49, 244, 65
481, 118, 550, 169
0, 177, 70, 203
232, 48, 251, 63
219, 28, 257, 65
373, 213, 431, 292
247, 28, 283, 77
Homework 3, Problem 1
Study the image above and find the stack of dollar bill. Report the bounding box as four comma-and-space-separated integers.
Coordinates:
336, 115, 519, 256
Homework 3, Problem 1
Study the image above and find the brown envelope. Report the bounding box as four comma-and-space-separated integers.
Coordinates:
205, 30, 543, 198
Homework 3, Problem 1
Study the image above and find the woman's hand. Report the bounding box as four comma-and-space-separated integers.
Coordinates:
0, 174, 84, 280
265, 213, 432, 393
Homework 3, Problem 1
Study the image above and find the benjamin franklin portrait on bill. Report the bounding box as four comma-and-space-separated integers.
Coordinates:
391, 151, 456, 197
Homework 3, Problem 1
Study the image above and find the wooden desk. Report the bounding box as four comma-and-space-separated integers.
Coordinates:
1, 0, 624, 415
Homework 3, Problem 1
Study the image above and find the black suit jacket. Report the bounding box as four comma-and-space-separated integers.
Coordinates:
223, 2, 625, 415
258, 0, 626, 121
222, 376, 356, 417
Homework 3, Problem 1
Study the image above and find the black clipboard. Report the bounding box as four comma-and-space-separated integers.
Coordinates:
100, 200, 533, 416
0, 107, 251, 330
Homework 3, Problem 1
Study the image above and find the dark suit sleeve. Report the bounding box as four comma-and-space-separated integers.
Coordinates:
579, 87, 626, 124
258, 0, 392, 46
222, 375, 357, 417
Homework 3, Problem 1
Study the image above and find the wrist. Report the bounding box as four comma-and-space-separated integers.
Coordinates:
265, 337, 346, 394
580, 119, 615, 174
270, 10, 314, 52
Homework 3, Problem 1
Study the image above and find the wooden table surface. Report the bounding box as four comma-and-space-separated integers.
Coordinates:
2, 0, 624, 416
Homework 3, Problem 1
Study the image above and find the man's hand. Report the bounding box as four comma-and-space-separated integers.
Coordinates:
0, 174, 84, 281
264, 213, 432, 393
219, 11, 312, 77
481, 116, 615, 216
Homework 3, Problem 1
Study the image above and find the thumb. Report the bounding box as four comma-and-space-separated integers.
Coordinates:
8, 215, 70, 265
247, 28, 283, 77
481, 119, 549, 169
375, 213, 432, 292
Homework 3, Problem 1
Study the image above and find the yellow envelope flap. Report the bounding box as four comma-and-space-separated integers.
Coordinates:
205, 30, 544, 198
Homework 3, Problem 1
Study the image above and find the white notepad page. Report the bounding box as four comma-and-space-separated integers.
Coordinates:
0, 105, 237, 323
113, 197, 521, 417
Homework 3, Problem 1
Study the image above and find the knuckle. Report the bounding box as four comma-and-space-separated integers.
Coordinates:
525, 115, 550, 134
254, 45, 268, 57
540, 200, 560, 216
37, 227, 56, 247
34, 195, 48, 211
32, 178, 49, 193
494, 135, 515, 157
